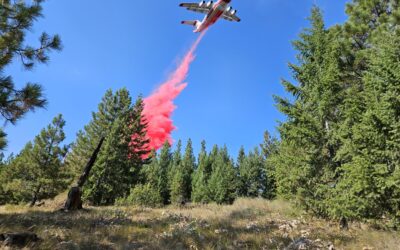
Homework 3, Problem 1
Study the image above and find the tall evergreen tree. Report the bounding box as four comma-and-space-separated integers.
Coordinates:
261, 131, 279, 199
0, 0, 62, 150
158, 142, 172, 204
192, 140, 211, 203
330, 30, 400, 221
272, 7, 344, 215
272, 2, 400, 222
171, 139, 195, 204
168, 139, 182, 183
66, 89, 134, 178
238, 147, 266, 198
82, 93, 149, 205
208, 146, 237, 204
1, 115, 68, 205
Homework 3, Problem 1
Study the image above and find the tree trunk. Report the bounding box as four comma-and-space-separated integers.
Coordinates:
63, 137, 105, 211
29, 185, 41, 207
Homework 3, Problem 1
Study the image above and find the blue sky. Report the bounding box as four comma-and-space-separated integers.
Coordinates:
4, 0, 349, 157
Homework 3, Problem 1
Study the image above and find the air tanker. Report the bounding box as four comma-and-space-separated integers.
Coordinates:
180, 0, 241, 32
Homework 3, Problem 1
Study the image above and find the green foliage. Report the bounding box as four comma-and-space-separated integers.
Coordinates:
170, 139, 195, 204
0, 115, 68, 204
237, 147, 266, 198
66, 89, 133, 178
330, 30, 400, 221
0, 1, 62, 150
192, 140, 212, 203
208, 146, 237, 204
273, 2, 400, 224
141, 142, 172, 205
273, 7, 344, 216
81, 90, 150, 205
117, 183, 163, 208
261, 131, 279, 199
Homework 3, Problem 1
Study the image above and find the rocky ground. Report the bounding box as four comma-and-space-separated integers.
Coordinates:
0, 198, 399, 249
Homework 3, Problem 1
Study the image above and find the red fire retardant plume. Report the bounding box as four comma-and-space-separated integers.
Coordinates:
143, 32, 207, 151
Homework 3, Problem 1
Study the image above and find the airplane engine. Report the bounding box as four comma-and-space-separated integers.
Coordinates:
199, 1, 206, 7
206, 1, 214, 7
226, 6, 233, 12
230, 9, 237, 15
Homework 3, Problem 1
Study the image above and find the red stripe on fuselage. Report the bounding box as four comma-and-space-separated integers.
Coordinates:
196, 0, 228, 32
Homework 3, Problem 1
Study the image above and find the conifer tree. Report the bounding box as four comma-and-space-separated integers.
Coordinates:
168, 139, 182, 183
208, 146, 237, 204
238, 147, 266, 198
330, 30, 400, 220
272, 2, 400, 222
0, 0, 62, 150
273, 7, 344, 215
236, 146, 247, 196
1, 115, 68, 205
158, 142, 172, 204
128, 96, 151, 182
261, 131, 278, 199
66, 89, 134, 178
192, 140, 211, 203
82, 93, 149, 205
171, 139, 195, 204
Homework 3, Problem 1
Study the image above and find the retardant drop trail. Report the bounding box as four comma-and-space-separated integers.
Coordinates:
142, 31, 207, 151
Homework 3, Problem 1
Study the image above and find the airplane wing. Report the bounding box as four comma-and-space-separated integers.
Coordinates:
222, 9, 241, 22
179, 3, 212, 14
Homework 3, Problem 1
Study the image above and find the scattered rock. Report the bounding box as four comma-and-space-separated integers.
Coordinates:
36, 201, 45, 207
279, 224, 292, 233
234, 240, 250, 248
285, 237, 313, 250
214, 229, 228, 234
300, 229, 310, 237
57, 240, 79, 250
363, 247, 373, 250
246, 222, 261, 232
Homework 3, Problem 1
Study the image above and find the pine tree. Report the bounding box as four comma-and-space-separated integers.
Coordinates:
0, 0, 62, 150
236, 146, 247, 196
82, 93, 149, 205
168, 139, 182, 183
128, 96, 151, 182
238, 147, 266, 198
261, 131, 279, 199
158, 142, 172, 204
273, 7, 344, 215
208, 146, 237, 204
119, 150, 162, 207
66, 89, 134, 178
171, 139, 195, 204
330, 30, 400, 221
1, 115, 68, 205
83, 116, 131, 205
192, 140, 212, 203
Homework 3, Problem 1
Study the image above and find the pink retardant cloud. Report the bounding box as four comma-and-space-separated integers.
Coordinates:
143, 32, 207, 151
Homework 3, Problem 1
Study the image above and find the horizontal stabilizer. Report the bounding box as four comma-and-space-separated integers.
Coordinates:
181, 20, 198, 26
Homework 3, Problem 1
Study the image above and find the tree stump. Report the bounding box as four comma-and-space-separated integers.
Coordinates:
63, 186, 83, 211
63, 137, 104, 211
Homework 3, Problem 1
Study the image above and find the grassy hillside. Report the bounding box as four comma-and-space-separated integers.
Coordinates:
0, 198, 399, 249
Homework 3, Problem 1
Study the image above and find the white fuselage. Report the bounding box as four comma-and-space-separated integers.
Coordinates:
195, 0, 230, 32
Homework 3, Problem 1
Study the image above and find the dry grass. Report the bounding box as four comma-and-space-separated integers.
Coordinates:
0, 198, 399, 249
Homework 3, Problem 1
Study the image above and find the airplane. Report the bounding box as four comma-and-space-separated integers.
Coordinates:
179, 0, 241, 33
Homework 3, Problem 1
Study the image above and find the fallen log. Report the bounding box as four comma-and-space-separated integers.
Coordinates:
0, 232, 39, 247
